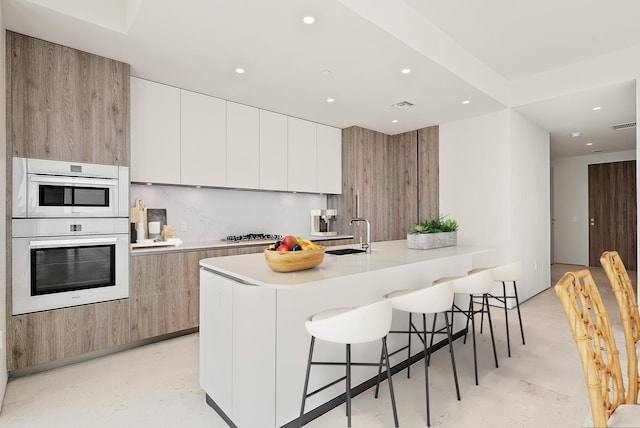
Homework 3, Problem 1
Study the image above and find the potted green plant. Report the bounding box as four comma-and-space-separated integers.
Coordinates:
407, 215, 459, 249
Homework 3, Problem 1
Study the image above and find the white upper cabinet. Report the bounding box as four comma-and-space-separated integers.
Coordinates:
130, 77, 181, 184
287, 117, 317, 192
130, 78, 341, 193
316, 124, 342, 194
226, 102, 259, 189
180, 89, 227, 187
259, 110, 288, 191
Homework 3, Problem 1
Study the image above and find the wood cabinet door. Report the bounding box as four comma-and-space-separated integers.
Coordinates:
418, 126, 439, 222
181, 89, 227, 186
227, 102, 260, 188
388, 130, 418, 240
588, 160, 637, 269
328, 126, 439, 242
130, 77, 181, 184
7, 32, 130, 166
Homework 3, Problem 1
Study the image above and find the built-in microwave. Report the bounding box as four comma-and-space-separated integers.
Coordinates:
13, 157, 129, 218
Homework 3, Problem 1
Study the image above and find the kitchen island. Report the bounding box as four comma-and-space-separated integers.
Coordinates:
199, 241, 494, 428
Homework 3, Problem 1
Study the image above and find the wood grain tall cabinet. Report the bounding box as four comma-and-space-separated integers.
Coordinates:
328, 125, 438, 243
7, 31, 130, 165
5, 31, 131, 370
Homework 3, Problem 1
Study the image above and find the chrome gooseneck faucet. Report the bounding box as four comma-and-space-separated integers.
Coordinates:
349, 217, 371, 253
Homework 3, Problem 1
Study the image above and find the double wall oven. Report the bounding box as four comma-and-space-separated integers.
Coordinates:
11, 157, 130, 315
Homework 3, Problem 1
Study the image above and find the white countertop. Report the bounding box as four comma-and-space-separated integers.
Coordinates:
199, 240, 494, 288
130, 234, 354, 255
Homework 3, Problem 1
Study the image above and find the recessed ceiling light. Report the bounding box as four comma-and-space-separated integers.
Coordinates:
592, 106, 602, 111
235, 68, 245, 74
586, 142, 593, 146
392, 119, 399, 123
571, 131, 581, 138
303, 16, 315, 24
461, 100, 470, 105
321, 70, 332, 78
326, 98, 335, 103
401, 68, 411, 74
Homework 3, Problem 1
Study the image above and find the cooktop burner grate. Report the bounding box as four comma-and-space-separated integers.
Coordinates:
225, 233, 283, 242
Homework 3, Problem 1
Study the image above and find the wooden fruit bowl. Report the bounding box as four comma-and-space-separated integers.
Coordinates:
264, 246, 325, 272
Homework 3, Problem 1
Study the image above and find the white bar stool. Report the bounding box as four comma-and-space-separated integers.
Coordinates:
377, 281, 461, 427
470, 261, 524, 357
436, 269, 499, 386
298, 299, 399, 428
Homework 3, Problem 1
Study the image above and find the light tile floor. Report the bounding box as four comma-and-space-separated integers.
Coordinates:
0, 264, 629, 427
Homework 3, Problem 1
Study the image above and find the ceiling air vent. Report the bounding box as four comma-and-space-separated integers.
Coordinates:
392, 100, 414, 110
611, 121, 636, 131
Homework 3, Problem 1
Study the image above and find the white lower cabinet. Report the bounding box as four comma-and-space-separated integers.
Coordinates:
180, 89, 226, 187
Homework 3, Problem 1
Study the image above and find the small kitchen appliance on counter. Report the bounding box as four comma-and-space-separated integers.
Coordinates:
310, 209, 337, 236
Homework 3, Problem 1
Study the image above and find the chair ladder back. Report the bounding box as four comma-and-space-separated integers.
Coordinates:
601, 250, 640, 404
555, 269, 626, 427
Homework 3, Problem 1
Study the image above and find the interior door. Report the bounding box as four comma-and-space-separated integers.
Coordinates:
588, 160, 637, 269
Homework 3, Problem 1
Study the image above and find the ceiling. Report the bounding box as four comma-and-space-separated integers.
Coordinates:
2, 0, 638, 159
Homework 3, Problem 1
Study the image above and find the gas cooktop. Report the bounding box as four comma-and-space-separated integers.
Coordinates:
225, 233, 282, 242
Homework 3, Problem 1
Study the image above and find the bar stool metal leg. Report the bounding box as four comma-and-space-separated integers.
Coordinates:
444, 311, 461, 400
381, 337, 399, 428
299, 337, 316, 428
484, 293, 499, 368
423, 314, 431, 426
346, 344, 351, 426
513, 280, 526, 345
407, 313, 413, 377
502, 281, 512, 357
470, 297, 479, 385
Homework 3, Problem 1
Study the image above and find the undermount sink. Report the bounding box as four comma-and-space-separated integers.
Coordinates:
325, 248, 367, 255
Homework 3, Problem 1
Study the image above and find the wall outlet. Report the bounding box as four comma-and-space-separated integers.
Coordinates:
180, 222, 188, 232
534, 260, 538, 270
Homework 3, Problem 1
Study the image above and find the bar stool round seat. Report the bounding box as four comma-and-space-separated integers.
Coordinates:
299, 299, 399, 428
469, 261, 524, 357
380, 281, 461, 427
435, 269, 499, 386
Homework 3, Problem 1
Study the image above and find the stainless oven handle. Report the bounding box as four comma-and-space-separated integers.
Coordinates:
29, 175, 118, 187
29, 237, 118, 248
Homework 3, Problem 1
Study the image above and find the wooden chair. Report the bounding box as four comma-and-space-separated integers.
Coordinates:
600, 251, 640, 404
555, 269, 640, 427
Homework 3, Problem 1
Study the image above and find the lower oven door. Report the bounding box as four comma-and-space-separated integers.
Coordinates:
12, 233, 129, 315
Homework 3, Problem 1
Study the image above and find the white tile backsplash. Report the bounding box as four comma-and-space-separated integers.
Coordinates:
130, 184, 328, 242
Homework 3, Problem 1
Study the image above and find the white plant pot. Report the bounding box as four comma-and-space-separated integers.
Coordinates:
407, 231, 457, 249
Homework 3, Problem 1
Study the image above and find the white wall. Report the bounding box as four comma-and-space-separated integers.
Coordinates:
509, 110, 551, 296
439, 109, 551, 304
130, 185, 328, 241
552, 150, 636, 265
0, 2, 8, 408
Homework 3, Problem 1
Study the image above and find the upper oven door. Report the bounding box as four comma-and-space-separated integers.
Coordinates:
26, 174, 119, 218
